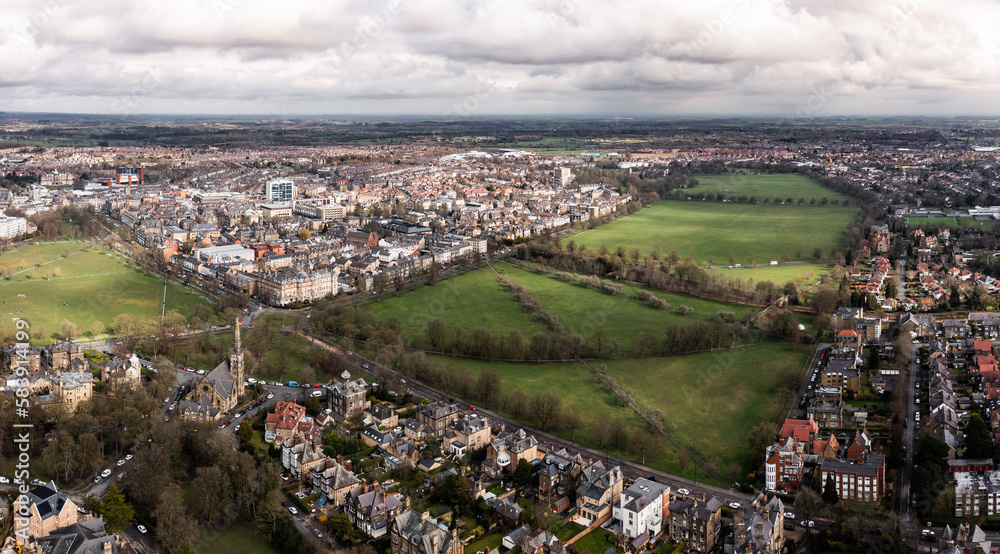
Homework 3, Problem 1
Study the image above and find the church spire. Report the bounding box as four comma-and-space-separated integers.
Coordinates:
231, 316, 245, 385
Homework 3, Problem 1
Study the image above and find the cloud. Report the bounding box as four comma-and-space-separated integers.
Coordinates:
0, 0, 997, 115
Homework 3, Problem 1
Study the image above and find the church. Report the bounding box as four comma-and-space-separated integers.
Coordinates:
177, 321, 245, 421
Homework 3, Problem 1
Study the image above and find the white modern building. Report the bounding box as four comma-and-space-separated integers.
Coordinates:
266, 178, 295, 203
613, 478, 670, 540
0, 215, 27, 239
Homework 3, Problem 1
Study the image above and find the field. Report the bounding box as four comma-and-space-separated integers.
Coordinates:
684, 173, 849, 203
600, 342, 811, 476
705, 263, 831, 287
567, 201, 857, 266
906, 216, 957, 228
494, 263, 763, 354
363, 267, 546, 341
193, 523, 279, 554
0, 243, 212, 340
428, 355, 713, 482
363, 263, 763, 356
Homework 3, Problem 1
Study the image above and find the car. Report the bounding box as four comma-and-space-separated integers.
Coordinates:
101, 469, 111, 478
469, 405, 476, 411
281, 474, 290, 481
117, 459, 126, 466
314, 528, 323, 538
362, 364, 369, 369
137, 525, 147, 534
77, 505, 87, 513
94, 476, 102, 484
197, 369, 206, 375
282, 501, 291, 507
312, 384, 321, 388
288, 506, 298, 515
267, 393, 274, 399
311, 390, 323, 397
248, 378, 257, 384
677, 488, 690, 496
729, 502, 740, 509
296, 492, 307, 499
784, 512, 795, 519
179, 365, 186, 371
118, 472, 124, 479
0, 476, 8, 484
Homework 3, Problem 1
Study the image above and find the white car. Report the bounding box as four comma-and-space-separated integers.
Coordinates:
267, 393, 274, 400
248, 378, 257, 384
93, 476, 102, 484
101, 469, 111, 478
784, 512, 795, 519
677, 488, 690, 496
117, 459, 126, 466
0, 476, 8, 484
125, 454, 132, 461
729, 502, 740, 510
288, 506, 298, 515
137, 525, 147, 534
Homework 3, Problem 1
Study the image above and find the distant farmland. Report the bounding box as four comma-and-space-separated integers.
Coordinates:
568, 201, 857, 267
683, 173, 849, 204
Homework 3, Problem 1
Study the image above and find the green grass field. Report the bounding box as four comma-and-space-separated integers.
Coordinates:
685, 173, 849, 203
0, 244, 212, 340
496, 263, 762, 354
174, 331, 315, 383
568, 201, 857, 266
600, 342, 811, 476
906, 216, 957, 228
193, 523, 279, 554
706, 263, 831, 287
433, 354, 711, 483
363, 268, 547, 342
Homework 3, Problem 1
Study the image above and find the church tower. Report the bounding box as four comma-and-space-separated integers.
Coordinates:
231, 317, 245, 385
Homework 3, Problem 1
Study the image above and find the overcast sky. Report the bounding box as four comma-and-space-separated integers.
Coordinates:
2, 0, 998, 117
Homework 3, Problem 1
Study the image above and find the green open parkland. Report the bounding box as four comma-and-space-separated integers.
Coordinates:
0, 242, 212, 340
567, 201, 857, 267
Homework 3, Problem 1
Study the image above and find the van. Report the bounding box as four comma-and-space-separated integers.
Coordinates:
769, 260, 778, 266
288, 381, 298, 387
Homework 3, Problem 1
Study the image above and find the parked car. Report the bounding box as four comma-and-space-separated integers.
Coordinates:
101, 469, 111, 478
117, 459, 125, 466
288, 506, 298, 515
137, 525, 147, 534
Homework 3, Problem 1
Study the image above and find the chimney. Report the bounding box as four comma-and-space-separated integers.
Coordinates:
103, 541, 113, 554
420, 511, 430, 523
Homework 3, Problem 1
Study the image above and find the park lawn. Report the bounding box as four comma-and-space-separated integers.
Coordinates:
599, 342, 812, 479
684, 173, 849, 204
496, 263, 761, 354
567, 201, 857, 267
572, 527, 617, 554
705, 263, 831, 287
363, 267, 546, 345
193, 522, 280, 554
427, 355, 713, 483
0, 242, 90, 274
906, 216, 957, 228
0, 264, 211, 341
5, 248, 133, 281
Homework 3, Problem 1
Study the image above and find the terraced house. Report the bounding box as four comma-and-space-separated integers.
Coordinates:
666, 495, 722, 553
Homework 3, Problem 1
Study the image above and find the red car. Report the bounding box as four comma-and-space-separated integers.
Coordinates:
469, 405, 476, 411
224, 420, 232, 426
312, 384, 321, 388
